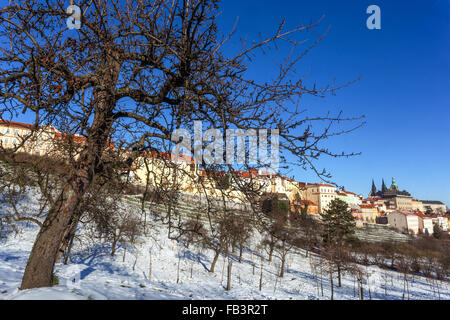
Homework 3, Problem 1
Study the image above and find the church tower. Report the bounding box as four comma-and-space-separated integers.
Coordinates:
381, 179, 387, 193
390, 177, 399, 191
369, 179, 377, 197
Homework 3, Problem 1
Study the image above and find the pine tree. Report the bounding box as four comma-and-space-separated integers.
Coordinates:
321, 198, 355, 292
433, 224, 441, 239
322, 198, 355, 245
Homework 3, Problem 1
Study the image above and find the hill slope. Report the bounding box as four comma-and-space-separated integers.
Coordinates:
0, 191, 449, 300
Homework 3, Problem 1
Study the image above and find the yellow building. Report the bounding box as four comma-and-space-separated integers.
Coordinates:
304, 183, 337, 214
0, 120, 59, 156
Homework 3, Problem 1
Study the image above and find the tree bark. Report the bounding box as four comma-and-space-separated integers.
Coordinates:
259, 258, 263, 291
337, 264, 342, 287
280, 241, 286, 278
358, 271, 364, 300
20, 78, 117, 289
62, 218, 79, 265
57, 212, 80, 264
210, 249, 220, 273
111, 233, 120, 256
20, 182, 86, 289
226, 259, 232, 291
329, 261, 334, 300
268, 235, 275, 262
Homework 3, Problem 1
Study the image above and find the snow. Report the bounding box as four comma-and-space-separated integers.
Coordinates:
1, 190, 449, 300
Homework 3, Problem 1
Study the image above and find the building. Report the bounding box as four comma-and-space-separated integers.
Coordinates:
363, 196, 388, 214
420, 200, 447, 214
3, 119, 447, 220
304, 183, 337, 214
369, 178, 447, 214
359, 204, 380, 223
369, 178, 413, 210
0, 120, 58, 156
411, 199, 424, 212
416, 212, 434, 235
336, 189, 362, 208
291, 199, 319, 215
429, 214, 448, 232
387, 211, 420, 235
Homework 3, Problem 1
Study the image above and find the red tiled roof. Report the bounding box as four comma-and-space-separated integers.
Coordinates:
366, 197, 384, 201
316, 183, 336, 188
394, 211, 419, 217
54, 132, 86, 143
415, 212, 433, 219
360, 204, 376, 209
0, 120, 38, 129
140, 151, 194, 163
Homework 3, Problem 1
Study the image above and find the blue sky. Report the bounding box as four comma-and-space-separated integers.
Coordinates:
216, 0, 450, 206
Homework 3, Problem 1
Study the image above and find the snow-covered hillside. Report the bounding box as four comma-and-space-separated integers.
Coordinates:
0, 191, 449, 300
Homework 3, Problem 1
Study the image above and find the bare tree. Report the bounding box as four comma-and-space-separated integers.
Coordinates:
0, 0, 363, 289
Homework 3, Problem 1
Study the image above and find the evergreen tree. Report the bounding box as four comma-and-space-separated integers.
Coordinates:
321, 198, 355, 291
433, 224, 441, 239
322, 198, 355, 245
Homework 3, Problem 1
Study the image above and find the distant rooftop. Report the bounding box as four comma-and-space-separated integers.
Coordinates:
421, 200, 445, 205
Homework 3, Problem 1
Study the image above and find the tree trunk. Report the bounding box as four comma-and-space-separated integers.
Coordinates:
55, 218, 75, 263
19, 70, 117, 290
320, 264, 324, 296
268, 236, 274, 262
62, 215, 79, 265
358, 272, 364, 300
226, 259, 232, 291
210, 249, 220, 273
177, 250, 181, 284
20, 184, 85, 289
149, 248, 152, 281
259, 259, 263, 291
329, 261, 334, 300
337, 264, 342, 287
239, 243, 243, 263
280, 249, 286, 278
111, 234, 119, 256
402, 273, 407, 300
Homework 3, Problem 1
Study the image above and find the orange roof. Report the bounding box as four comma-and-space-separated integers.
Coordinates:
415, 212, 432, 219
140, 151, 194, 163
316, 183, 336, 188
366, 197, 384, 201
54, 132, 87, 144
0, 120, 37, 129
395, 211, 419, 217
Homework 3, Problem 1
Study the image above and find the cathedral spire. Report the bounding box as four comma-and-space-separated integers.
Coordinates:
381, 179, 387, 193
370, 179, 377, 197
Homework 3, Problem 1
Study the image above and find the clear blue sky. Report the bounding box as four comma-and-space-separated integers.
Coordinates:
216, 0, 450, 206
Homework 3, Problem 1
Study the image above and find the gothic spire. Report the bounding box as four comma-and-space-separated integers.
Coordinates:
381, 179, 387, 193
370, 179, 377, 197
